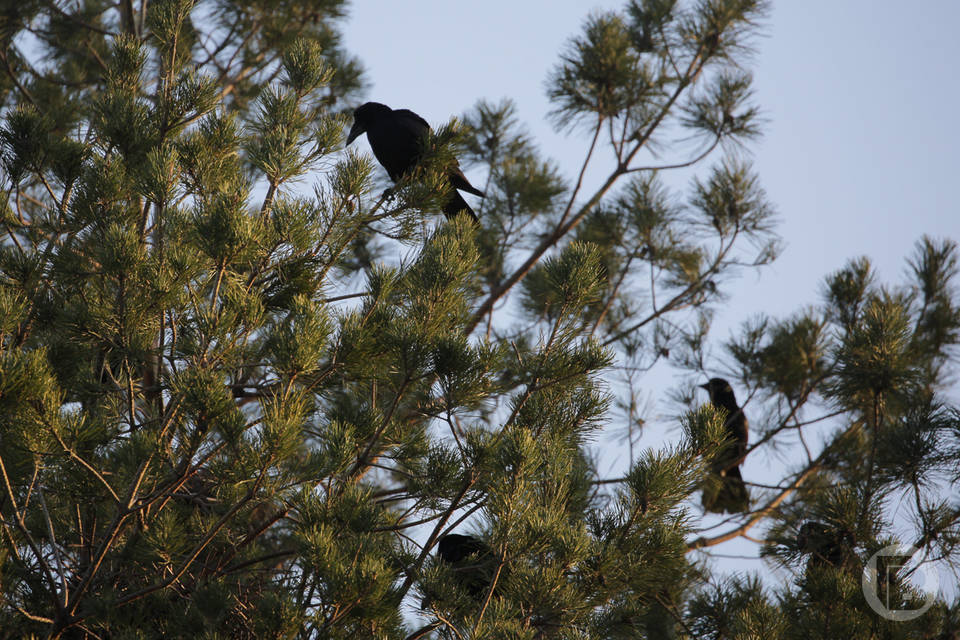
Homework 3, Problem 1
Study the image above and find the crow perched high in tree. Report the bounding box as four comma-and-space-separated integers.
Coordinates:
345, 101, 484, 221
699, 378, 750, 514
422, 533, 498, 609
796, 521, 856, 572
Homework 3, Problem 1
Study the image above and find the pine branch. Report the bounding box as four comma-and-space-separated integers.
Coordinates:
688, 461, 820, 551
467, 51, 710, 334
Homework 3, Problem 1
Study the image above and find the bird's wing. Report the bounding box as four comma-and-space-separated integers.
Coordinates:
393, 109, 484, 195
392, 109, 431, 137
363, 111, 422, 182
729, 411, 748, 464
366, 109, 431, 181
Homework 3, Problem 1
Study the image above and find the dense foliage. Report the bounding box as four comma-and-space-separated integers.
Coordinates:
0, 0, 957, 638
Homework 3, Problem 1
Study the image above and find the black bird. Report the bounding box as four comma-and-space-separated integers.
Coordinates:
437, 533, 488, 565
699, 377, 750, 514
345, 102, 484, 221
422, 533, 497, 608
797, 521, 856, 571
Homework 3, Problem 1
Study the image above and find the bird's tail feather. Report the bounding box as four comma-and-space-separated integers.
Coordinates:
443, 191, 479, 223
702, 466, 749, 514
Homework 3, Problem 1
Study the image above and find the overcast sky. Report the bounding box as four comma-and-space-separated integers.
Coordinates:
342, 0, 960, 588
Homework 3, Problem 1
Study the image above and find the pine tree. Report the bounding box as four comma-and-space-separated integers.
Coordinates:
0, 1, 957, 639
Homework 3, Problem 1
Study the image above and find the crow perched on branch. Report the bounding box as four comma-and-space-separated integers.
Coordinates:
797, 521, 856, 571
699, 377, 750, 514
437, 533, 488, 565
422, 533, 497, 609
345, 102, 484, 221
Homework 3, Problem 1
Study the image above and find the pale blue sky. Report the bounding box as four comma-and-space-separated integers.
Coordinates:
343, 0, 960, 589
344, 0, 960, 319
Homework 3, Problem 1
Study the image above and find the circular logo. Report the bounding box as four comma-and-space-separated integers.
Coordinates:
861, 544, 939, 621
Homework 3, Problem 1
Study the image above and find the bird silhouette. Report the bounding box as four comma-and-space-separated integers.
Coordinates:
699, 377, 750, 514
346, 102, 483, 221
421, 533, 497, 610
797, 521, 856, 571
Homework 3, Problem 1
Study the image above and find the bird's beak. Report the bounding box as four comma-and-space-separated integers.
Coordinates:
345, 121, 364, 146
698, 383, 709, 390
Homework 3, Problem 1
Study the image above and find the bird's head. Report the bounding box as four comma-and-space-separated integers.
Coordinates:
796, 521, 831, 552
437, 533, 486, 564
797, 520, 855, 562
699, 377, 736, 403
346, 101, 392, 146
